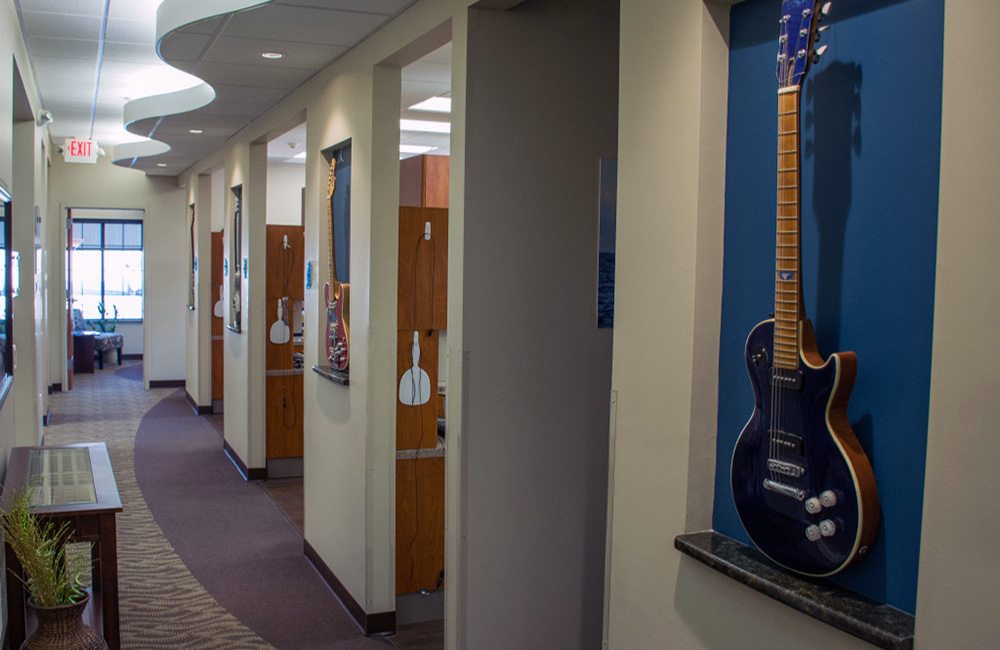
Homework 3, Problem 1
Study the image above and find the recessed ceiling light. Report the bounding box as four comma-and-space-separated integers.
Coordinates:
409, 97, 451, 114
189, 129, 203, 134
400, 144, 437, 155
156, 163, 167, 167
285, 152, 307, 164
400, 119, 451, 134
261, 52, 284, 60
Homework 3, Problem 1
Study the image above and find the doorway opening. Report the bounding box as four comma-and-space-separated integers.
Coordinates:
67, 208, 144, 382
394, 40, 452, 643
259, 122, 307, 532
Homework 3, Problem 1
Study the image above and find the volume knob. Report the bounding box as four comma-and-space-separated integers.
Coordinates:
819, 519, 837, 537
819, 490, 838, 508
804, 497, 822, 514
805, 525, 822, 542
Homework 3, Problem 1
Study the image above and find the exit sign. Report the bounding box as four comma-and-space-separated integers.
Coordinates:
63, 138, 99, 164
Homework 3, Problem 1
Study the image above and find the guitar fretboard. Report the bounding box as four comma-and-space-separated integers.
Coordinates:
774, 88, 803, 370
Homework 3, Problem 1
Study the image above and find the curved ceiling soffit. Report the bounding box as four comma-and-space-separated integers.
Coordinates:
111, 0, 272, 169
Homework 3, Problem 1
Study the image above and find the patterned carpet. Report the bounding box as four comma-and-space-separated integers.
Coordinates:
45, 364, 273, 649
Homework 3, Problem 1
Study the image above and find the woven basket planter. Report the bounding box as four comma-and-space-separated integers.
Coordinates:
21, 593, 107, 650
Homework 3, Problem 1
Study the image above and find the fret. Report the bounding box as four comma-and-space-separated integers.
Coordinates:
777, 185, 798, 189
778, 149, 800, 155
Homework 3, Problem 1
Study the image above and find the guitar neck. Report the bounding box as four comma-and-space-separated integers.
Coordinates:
773, 88, 804, 370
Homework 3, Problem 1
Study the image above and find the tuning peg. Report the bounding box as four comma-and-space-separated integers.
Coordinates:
812, 44, 828, 63
822, 1, 832, 14
817, 25, 830, 40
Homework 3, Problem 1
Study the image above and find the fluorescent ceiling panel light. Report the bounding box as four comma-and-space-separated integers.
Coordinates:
400, 145, 437, 155
400, 119, 451, 134
156, 163, 167, 167
189, 129, 203, 134
409, 97, 451, 113
261, 52, 284, 59
285, 152, 307, 163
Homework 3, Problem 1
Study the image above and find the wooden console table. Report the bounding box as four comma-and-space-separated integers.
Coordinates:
2, 443, 122, 649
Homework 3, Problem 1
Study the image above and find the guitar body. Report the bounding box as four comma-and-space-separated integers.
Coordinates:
324, 281, 349, 371
731, 318, 879, 576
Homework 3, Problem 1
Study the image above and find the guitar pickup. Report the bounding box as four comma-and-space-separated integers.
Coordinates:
770, 430, 804, 456
768, 459, 805, 477
771, 368, 804, 390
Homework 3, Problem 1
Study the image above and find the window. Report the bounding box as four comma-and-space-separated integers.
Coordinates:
1, 187, 12, 376
71, 220, 143, 320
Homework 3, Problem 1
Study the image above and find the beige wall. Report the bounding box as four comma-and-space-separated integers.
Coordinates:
265, 162, 304, 226
914, 0, 1000, 646
49, 156, 187, 386
456, 1, 617, 647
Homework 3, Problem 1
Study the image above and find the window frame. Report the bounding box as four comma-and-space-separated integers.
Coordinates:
71, 218, 144, 322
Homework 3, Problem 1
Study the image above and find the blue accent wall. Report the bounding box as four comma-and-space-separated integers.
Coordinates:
713, 0, 943, 613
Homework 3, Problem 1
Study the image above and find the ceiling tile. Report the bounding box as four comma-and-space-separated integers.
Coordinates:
105, 16, 155, 44
222, 6, 386, 46
208, 83, 289, 106
178, 17, 225, 36
202, 35, 346, 69
27, 35, 99, 60
21, 10, 102, 40
157, 32, 213, 62
102, 41, 161, 65
193, 61, 314, 90
108, 0, 162, 21
18, 0, 103, 17
402, 61, 451, 85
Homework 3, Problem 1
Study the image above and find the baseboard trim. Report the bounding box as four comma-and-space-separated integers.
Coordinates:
50, 383, 62, 393
149, 379, 185, 389
184, 391, 212, 415
223, 440, 266, 481
121, 353, 143, 361
303, 540, 396, 636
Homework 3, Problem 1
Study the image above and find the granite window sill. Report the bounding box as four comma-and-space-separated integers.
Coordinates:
675, 531, 914, 650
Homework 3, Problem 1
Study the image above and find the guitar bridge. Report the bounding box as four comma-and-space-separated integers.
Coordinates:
763, 479, 806, 501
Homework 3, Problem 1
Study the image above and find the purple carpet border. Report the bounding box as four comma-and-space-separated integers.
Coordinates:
132, 391, 393, 650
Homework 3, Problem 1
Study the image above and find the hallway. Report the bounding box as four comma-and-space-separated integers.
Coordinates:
42, 362, 398, 649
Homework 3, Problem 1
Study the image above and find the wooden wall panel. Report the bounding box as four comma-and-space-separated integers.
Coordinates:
397, 207, 448, 331
265, 225, 305, 460
265, 374, 304, 458
422, 155, 450, 208
265, 225, 305, 372
396, 331, 438, 450
396, 456, 445, 595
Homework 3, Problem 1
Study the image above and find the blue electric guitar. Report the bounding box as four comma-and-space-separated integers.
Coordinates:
730, 0, 879, 577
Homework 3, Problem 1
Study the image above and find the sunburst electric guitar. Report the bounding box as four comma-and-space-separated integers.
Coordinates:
730, 0, 879, 577
325, 159, 350, 370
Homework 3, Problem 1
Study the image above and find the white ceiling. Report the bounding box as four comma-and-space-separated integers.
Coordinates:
266, 41, 452, 165
400, 41, 451, 160
15, 0, 420, 175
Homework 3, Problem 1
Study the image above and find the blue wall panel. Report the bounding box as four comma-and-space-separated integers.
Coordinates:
713, 0, 943, 613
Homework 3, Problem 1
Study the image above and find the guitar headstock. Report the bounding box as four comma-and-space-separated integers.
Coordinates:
327, 158, 336, 200
777, 0, 831, 91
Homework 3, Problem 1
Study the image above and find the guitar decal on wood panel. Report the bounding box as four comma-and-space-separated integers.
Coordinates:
730, 0, 880, 577
325, 157, 350, 371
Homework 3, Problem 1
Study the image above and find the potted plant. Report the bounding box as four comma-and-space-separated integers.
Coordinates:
1, 488, 107, 649
93, 303, 118, 333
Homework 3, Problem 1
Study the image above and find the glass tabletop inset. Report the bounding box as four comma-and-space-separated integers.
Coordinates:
27, 448, 97, 506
